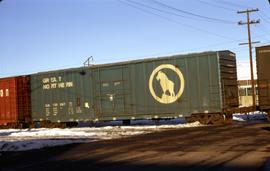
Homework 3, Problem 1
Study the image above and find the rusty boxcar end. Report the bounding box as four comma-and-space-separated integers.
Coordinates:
0, 76, 31, 127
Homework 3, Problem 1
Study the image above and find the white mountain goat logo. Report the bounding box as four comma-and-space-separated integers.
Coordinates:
149, 64, 185, 104
156, 71, 176, 97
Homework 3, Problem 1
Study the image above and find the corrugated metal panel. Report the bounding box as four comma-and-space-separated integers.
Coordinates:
218, 51, 239, 108
30, 50, 238, 122
0, 78, 17, 125
17, 76, 31, 122
91, 51, 224, 121
30, 67, 95, 122
256, 45, 270, 110
0, 76, 30, 125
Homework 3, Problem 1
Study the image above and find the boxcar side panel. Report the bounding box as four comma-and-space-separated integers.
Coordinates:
91, 66, 131, 119
0, 78, 17, 125
91, 52, 222, 121
132, 53, 222, 117
31, 68, 94, 122
256, 45, 270, 110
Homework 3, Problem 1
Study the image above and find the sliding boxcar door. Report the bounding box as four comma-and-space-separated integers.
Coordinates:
92, 66, 131, 118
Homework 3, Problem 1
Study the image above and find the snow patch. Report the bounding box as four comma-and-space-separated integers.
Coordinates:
0, 121, 201, 152
233, 112, 267, 122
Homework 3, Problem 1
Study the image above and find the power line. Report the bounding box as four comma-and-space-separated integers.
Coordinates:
125, 0, 207, 22
257, 24, 270, 35
149, 0, 235, 24
252, 27, 270, 42
214, 0, 251, 9
194, 0, 270, 43
196, 0, 270, 27
258, 41, 270, 47
119, 0, 265, 51
196, 0, 236, 11
119, 0, 235, 40
126, 0, 234, 24
254, 13, 270, 40
257, 12, 270, 25
260, 11, 270, 21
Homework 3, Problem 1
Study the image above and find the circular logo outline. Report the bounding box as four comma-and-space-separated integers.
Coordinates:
149, 64, 185, 104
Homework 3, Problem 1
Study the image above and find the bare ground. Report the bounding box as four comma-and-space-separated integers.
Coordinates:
1, 121, 270, 171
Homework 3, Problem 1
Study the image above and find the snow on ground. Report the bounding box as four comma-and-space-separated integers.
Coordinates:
233, 111, 267, 122
0, 119, 201, 152
0, 112, 267, 152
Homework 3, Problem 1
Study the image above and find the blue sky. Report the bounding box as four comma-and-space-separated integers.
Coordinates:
0, 0, 269, 79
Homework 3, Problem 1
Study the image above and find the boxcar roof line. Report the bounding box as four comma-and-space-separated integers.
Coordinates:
32, 50, 233, 75
0, 50, 234, 77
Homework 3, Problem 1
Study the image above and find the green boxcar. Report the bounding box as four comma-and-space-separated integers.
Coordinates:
31, 67, 95, 122
30, 50, 238, 122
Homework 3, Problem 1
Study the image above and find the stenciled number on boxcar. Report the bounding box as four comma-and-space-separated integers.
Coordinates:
42, 76, 74, 90
149, 64, 185, 104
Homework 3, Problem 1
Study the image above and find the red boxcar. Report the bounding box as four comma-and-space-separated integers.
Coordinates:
0, 76, 31, 126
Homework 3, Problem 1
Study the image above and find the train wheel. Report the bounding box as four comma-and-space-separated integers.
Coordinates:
186, 113, 226, 125
40, 121, 51, 128
66, 122, 78, 128
225, 113, 233, 124
210, 114, 225, 125
185, 116, 195, 123
123, 120, 131, 125
198, 114, 209, 125
186, 114, 209, 125
59, 123, 67, 129
18, 123, 23, 129
28, 122, 36, 129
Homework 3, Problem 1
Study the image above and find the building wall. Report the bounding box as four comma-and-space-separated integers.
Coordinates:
238, 79, 258, 107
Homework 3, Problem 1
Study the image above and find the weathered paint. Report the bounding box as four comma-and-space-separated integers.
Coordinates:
218, 51, 239, 108
256, 45, 270, 110
0, 76, 31, 125
30, 50, 238, 122
91, 50, 237, 121
30, 67, 94, 122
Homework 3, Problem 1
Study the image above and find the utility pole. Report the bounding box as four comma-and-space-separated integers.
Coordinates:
237, 8, 260, 108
